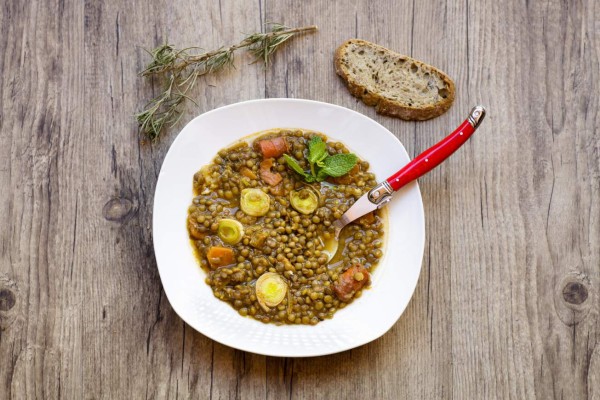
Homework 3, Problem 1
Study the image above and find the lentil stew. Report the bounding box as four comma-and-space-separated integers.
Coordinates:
187, 129, 385, 325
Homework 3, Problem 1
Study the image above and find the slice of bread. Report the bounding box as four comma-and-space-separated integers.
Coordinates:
334, 39, 455, 120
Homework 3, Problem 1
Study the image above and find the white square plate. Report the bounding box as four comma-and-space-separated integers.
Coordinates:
153, 99, 425, 357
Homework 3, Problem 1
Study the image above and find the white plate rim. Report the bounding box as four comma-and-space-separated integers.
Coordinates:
153, 98, 425, 357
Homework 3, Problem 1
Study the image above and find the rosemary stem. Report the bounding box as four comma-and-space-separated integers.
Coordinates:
137, 23, 317, 140
157, 25, 318, 74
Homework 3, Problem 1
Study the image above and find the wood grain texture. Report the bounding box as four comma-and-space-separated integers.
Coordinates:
0, 0, 598, 399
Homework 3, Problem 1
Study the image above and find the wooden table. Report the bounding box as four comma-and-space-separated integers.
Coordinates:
1, 0, 599, 398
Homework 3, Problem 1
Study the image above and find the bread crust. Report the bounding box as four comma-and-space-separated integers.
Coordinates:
334, 39, 455, 120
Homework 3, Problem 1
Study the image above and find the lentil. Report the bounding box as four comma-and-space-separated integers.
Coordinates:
187, 129, 385, 325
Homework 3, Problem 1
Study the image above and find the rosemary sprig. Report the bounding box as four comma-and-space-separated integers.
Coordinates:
136, 23, 317, 140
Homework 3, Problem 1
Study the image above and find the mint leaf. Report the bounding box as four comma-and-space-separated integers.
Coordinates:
307, 136, 328, 164
285, 138, 358, 183
315, 167, 330, 182
320, 153, 358, 177
284, 154, 309, 178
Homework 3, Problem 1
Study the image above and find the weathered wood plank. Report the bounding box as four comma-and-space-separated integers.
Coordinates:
78, 0, 265, 398
0, 0, 86, 398
264, 0, 455, 398
0, 0, 598, 399
515, 0, 600, 398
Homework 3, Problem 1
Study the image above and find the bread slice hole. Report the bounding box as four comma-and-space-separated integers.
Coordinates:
358, 50, 365, 55
410, 63, 418, 73
438, 88, 449, 98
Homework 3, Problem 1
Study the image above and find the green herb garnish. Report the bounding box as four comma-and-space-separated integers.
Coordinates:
136, 24, 318, 141
284, 136, 358, 183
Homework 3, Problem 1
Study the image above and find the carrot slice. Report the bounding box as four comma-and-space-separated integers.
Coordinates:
332, 264, 371, 302
257, 137, 289, 158
259, 158, 283, 186
206, 246, 235, 269
239, 166, 258, 180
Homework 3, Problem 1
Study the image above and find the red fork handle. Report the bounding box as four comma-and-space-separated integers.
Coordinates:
386, 106, 486, 191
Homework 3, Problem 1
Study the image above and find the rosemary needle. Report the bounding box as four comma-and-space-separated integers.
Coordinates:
136, 23, 318, 141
